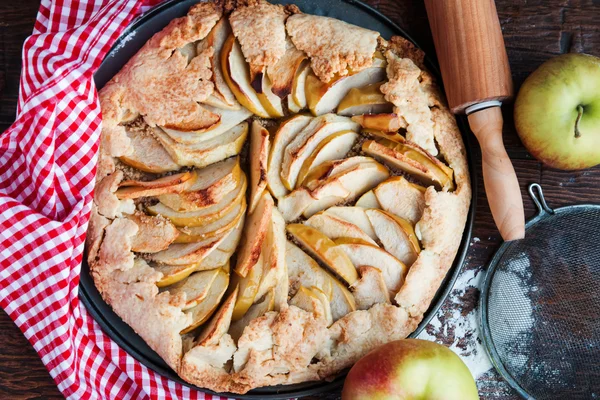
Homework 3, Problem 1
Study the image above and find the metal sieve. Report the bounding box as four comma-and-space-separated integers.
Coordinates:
480, 183, 600, 400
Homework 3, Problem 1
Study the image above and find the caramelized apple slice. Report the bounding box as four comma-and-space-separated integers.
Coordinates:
234, 192, 274, 277
305, 212, 377, 246
221, 35, 270, 118
116, 171, 194, 200
167, 268, 221, 310
175, 197, 246, 243
335, 241, 408, 296
119, 129, 179, 173
366, 209, 420, 266
374, 176, 426, 225
306, 65, 386, 116
195, 286, 238, 347
362, 139, 454, 190
267, 114, 312, 198
228, 289, 274, 341
159, 157, 242, 212
352, 113, 404, 132
181, 268, 229, 334
280, 114, 360, 190
296, 130, 358, 186
337, 82, 393, 116
248, 121, 270, 213
146, 174, 246, 227
287, 224, 358, 285
153, 122, 249, 169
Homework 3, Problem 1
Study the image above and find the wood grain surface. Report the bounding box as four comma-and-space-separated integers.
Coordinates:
1, 0, 599, 399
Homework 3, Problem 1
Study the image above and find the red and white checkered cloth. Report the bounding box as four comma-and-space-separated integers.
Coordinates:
0, 1, 230, 398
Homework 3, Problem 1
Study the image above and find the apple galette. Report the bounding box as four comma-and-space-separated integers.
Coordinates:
87, 0, 471, 394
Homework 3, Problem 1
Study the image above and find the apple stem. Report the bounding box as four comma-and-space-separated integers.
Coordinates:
574, 105, 584, 139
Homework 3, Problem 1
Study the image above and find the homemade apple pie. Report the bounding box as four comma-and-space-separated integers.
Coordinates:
87, 0, 471, 394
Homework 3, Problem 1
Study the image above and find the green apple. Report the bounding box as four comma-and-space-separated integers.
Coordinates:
341, 339, 479, 400
514, 53, 600, 170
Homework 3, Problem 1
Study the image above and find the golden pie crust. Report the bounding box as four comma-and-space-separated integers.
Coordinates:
87, 0, 471, 394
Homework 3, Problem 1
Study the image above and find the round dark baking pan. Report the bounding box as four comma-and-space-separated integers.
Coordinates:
81, 0, 476, 398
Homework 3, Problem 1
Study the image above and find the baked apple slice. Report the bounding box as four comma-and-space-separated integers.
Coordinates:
280, 114, 359, 190
234, 191, 274, 277
255, 208, 287, 308
290, 286, 333, 326
221, 34, 270, 118
153, 121, 249, 169
355, 190, 381, 209
278, 160, 389, 221
366, 209, 420, 266
266, 114, 312, 198
200, 17, 238, 110
362, 139, 454, 190
360, 127, 406, 144
119, 129, 179, 173
230, 253, 264, 321
148, 233, 226, 266
352, 113, 404, 132
146, 174, 246, 227
285, 240, 354, 322
329, 274, 357, 322
181, 268, 229, 334
305, 212, 377, 246
159, 157, 242, 212
285, 240, 333, 300
302, 155, 375, 187
160, 106, 251, 145
256, 73, 284, 118
335, 240, 408, 296
248, 121, 270, 213
324, 206, 378, 241
175, 197, 246, 243
288, 61, 310, 111
228, 289, 274, 341
305, 59, 386, 116
296, 130, 358, 186
198, 214, 245, 270
337, 82, 393, 116
194, 286, 238, 347
116, 171, 194, 200
286, 224, 357, 286
155, 263, 201, 288
166, 268, 221, 310
373, 176, 426, 225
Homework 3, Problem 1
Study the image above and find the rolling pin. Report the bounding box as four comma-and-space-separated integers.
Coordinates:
424, 0, 525, 241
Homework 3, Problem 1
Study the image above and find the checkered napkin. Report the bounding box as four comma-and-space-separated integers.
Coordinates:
0, 1, 230, 398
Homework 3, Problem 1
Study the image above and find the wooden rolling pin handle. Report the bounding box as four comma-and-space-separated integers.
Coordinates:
468, 106, 525, 241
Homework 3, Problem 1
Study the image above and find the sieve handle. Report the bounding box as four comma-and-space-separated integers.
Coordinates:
528, 183, 554, 216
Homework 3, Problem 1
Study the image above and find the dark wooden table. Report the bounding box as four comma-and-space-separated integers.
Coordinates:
1, 0, 599, 399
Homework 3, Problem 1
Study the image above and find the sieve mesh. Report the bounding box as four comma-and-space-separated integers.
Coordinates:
483, 186, 600, 400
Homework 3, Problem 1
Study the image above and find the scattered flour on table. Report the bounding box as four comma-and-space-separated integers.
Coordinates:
109, 30, 137, 56
417, 267, 492, 378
